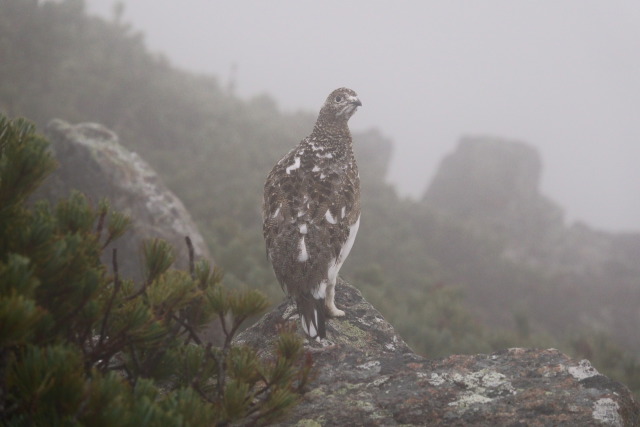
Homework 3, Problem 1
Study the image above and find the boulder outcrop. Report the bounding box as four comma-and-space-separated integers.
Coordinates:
34, 119, 212, 283
235, 280, 639, 426
423, 136, 563, 235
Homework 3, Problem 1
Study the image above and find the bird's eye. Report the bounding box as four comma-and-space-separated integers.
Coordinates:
335, 95, 343, 102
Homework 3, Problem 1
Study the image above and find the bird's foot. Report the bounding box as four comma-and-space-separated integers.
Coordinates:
306, 340, 338, 352
326, 305, 345, 318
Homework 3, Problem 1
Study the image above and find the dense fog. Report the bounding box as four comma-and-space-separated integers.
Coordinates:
3, 0, 640, 397
86, 0, 640, 231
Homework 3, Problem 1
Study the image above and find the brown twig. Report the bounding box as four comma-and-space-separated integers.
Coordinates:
205, 341, 228, 398
96, 209, 106, 241
219, 312, 230, 343
191, 381, 215, 404
185, 236, 196, 280
171, 313, 202, 345
224, 316, 247, 349
128, 343, 141, 385
98, 248, 121, 349
123, 280, 149, 301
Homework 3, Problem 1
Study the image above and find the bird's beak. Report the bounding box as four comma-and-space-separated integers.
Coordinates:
349, 96, 362, 107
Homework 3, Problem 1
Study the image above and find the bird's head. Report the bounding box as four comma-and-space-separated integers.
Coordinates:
318, 87, 362, 123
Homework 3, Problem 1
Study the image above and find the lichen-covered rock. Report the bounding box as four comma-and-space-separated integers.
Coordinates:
35, 119, 212, 283
235, 280, 640, 426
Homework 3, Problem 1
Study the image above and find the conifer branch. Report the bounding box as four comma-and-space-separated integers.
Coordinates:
50, 291, 93, 337
99, 248, 121, 349
0, 61, 311, 426
171, 313, 202, 345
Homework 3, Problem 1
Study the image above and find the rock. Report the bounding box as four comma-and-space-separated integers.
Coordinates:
34, 119, 213, 283
234, 280, 640, 426
421, 136, 640, 354
423, 136, 563, 233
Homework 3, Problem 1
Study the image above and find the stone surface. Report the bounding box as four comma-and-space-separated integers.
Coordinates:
421, 136, 640, 354
235, 280, 640, 426
35, 119, 212, 283
423, 136, 563, 232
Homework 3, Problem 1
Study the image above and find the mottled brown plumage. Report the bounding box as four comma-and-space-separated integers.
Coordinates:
262, 88, 362, 340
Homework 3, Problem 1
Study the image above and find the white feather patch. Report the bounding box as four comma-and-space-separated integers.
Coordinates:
328, 258, 339, 285
300, 309, 318, 338
327, 216, 360, 284
297, 236, 309, 262
325, 209, 337, 224
312, 281, 327, 299
301, 312, 318, 339
309, 321, 317, 338
286, 157, 301, 174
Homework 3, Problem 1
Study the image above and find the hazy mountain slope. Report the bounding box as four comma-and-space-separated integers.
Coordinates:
2, 0, 639, 394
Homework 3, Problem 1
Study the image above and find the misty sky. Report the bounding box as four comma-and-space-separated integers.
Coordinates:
86, 1, 640, 231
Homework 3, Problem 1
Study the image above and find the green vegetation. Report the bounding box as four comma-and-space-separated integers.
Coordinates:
1, 0, 639, 398
0, 116, 311, 425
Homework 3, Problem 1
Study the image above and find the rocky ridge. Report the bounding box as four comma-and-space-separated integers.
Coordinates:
235, 280, 639, 426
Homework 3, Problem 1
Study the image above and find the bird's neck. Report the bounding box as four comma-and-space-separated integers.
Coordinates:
311, 120, 352, 145
306, 129, 354, 165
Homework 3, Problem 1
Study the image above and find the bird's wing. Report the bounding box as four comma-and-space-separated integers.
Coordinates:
262, 143, 360, 294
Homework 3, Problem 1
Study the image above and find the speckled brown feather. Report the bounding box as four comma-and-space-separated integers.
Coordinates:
262, 88, 361, 339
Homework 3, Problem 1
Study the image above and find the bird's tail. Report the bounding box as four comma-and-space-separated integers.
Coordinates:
297, 294, 326, 340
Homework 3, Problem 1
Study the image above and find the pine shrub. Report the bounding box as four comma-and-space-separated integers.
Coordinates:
0, 115, 312, 426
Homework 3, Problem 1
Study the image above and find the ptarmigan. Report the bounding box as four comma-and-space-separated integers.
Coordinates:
263, 87, 362, 340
